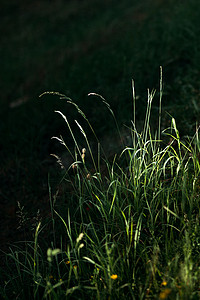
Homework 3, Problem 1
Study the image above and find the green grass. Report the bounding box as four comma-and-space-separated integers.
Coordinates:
1, 0, 200, 298
2, 0, 200, 217
1, 82, 200, 299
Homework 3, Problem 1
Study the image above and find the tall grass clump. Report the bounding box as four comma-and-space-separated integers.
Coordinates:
1, 73, 200, 299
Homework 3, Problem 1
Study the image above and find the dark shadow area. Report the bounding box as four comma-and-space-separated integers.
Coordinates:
1, 0, 200, 251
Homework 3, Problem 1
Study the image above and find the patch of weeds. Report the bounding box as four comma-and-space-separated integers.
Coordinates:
1, 74, 200, 299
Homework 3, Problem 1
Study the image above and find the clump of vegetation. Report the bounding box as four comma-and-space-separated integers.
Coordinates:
2, 1, 200, 253
1, 75, 200, 299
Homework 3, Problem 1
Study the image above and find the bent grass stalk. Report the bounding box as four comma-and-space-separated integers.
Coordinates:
2, 80, 200, 299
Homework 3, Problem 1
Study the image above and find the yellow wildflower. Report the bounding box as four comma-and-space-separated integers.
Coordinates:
110, 274, 118, 280
159, 288, 171, 299
161, 280, 167, 286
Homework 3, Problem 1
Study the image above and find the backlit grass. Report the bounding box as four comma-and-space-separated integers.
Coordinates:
1, 78, 200, 299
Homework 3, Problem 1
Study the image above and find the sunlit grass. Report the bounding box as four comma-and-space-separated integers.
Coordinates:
1, 76, 200, 299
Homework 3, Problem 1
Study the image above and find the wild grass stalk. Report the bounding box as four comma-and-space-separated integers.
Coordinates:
1, 81, 200, 299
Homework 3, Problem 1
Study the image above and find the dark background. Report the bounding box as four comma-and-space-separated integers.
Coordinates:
1, 0, 200, 248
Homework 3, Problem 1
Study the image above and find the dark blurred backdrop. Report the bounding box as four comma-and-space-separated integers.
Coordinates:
1, 0, 200, 247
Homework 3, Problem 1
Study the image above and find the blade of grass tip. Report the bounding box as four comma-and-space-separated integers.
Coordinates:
48, 174, 56, 246
98, 142, 101, 175
132, 79, 136, 149
165, 131, 192, 154
143, 89, 149, 142
163, 205, 180, 219
148, 90, 156, 141
54, 210, 74, 249
67, 100, 100, 144
144, 89, 155, 144
39, 91, 72, 100
83, 231, 94, 246
55, 110, 81, 157
108, 180, 118, 215
83, 257, 102, 269
66, 100, 109, 175
33, 222, 41, 281
51, 136, 75, 160
171, 118, 185, 161
129, 121, 143, 157
158, 66, 163, 142
121, 209, 129, 240
93, 193, 108, 222
147, 128, 155, 156
88, 93, 124, 148
75, 120, 97, 173
172, 118, 180, 139
111, 154, 117, 179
